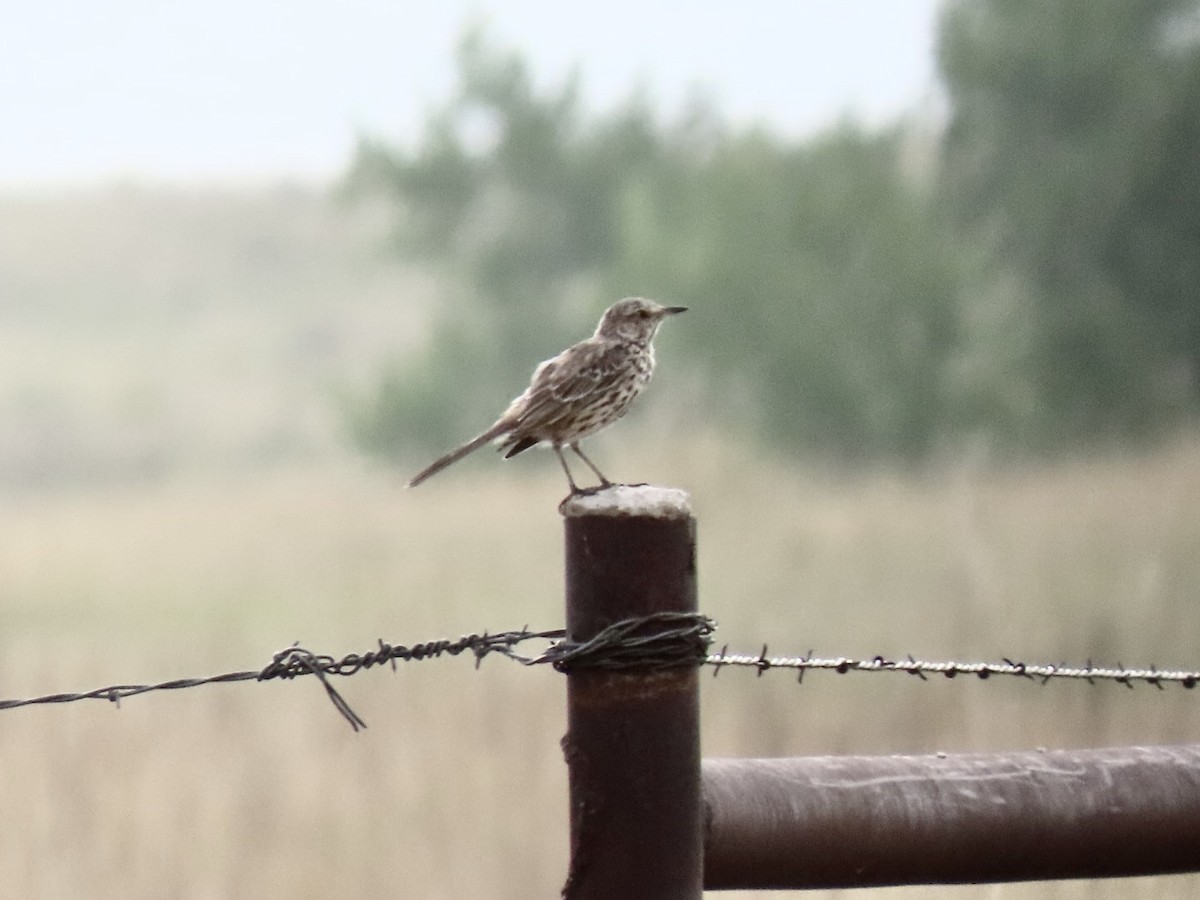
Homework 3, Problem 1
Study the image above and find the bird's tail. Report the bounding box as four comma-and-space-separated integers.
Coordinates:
407, 423, 508, 488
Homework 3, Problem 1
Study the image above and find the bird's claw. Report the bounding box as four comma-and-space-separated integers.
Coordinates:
558, 481, 618, 510
578, 481, 615, 497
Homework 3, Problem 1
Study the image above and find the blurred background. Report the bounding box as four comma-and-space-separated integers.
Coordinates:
3, 0, 1200, 897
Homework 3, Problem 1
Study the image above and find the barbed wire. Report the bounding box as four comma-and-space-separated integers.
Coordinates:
0, 627, 566, 731
1, 613, 1195, 729
706, 647, 1200, 688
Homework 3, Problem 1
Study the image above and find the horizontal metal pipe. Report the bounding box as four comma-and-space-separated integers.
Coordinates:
703, 745, 1200, 889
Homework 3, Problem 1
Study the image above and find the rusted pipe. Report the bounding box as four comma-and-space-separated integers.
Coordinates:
561, 485, 701, 900
704, 745, 1200, 889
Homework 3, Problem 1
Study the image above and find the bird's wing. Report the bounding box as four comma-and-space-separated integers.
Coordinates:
511, 340, 628, 428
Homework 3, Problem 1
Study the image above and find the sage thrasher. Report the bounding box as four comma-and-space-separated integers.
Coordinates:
407, 297, 686, 493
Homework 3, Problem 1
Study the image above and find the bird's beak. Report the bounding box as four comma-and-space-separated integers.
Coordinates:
663, 306, 688, 315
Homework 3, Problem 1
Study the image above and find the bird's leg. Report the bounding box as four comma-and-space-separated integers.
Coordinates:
554, 446, 582, 494
571, 443, 613, 488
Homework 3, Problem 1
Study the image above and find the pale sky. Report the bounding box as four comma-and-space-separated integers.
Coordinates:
1, 0, 942, 187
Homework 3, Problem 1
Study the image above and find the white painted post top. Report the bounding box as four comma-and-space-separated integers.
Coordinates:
559, 484, 692, 520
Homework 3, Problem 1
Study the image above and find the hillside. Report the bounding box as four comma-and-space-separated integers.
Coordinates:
0, 184, 431, 488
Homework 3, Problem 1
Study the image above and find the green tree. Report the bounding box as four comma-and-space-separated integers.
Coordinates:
609, 125, 971, 461
939, 0, 1200, 443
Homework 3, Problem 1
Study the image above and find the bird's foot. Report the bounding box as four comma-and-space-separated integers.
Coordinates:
558, 480, 619, 511
578, 479, 616, 496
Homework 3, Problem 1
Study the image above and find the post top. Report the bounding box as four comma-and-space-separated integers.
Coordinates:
559, 483, 692, 520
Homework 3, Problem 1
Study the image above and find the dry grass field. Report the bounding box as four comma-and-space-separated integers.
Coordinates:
2, 188, 1199, 898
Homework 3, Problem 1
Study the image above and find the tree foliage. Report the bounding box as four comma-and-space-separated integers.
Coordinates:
607, 125, 973, 461
939, 0, 1200, 443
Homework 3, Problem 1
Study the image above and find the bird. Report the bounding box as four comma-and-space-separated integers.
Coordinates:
407, 297, 687, 493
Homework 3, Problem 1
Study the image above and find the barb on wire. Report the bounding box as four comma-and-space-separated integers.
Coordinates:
1, 613, 1197, 730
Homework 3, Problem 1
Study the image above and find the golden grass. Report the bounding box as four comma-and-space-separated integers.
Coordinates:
3, 438, 1200, 898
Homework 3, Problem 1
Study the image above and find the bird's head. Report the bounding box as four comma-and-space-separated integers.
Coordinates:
595, 297, 687, 344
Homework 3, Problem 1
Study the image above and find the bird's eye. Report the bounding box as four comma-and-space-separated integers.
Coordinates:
638, 309, 650, 318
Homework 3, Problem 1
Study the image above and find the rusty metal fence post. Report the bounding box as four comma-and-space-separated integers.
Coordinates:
560, 485, 701, 900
